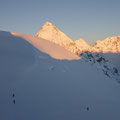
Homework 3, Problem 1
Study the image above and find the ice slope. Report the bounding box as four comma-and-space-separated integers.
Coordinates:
0, 31, 120, 120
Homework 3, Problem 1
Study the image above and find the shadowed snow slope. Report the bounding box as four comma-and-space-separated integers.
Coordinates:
0, 31, 120, 120
102, 53, 120, 71
80, 52, 120, 82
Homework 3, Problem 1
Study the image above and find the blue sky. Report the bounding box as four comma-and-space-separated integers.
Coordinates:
0, 0, 120, 44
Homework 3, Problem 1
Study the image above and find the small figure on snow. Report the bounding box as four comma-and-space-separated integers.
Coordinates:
12, 93, 15, 98
13, 99, 16, 104
86, 107, 89, 111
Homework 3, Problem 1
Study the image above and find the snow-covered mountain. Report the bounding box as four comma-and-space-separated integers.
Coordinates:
92, 36, 120, 53
36, 22, 74, 51
79, 36, 120, 81
1, 30, 120, 120
35, 22, 120, 76
75, 38, 91, 53
92, 36, 120, 71
36, 22, 120, 54
11, 31, 120, 81
36, 22, 90, 54
35, 22, 120, 80
35, 22, 120, 79
11, 32, 80, 60
36, 22, 73, 44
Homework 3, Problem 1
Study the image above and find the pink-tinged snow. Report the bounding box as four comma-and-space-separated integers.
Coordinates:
0, 31, 120, 120
93, 36, 120, 53
36, 22, 73, 45
11, 32, 80, 60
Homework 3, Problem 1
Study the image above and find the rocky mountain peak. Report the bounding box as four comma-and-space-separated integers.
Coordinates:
93, 36, 120, 53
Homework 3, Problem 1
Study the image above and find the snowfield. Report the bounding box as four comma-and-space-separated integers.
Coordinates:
11, 32, 80, 60
0, 31, 120, 120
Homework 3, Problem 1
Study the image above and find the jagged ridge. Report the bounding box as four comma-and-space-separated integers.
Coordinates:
35, 22, 91, 54
80, 52, 120, 82
92, 36, 120, 53
36, 22, 120, 54
35, 22, 120, 82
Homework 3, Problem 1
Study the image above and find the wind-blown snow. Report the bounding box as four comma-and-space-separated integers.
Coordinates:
0, 30, 120, 120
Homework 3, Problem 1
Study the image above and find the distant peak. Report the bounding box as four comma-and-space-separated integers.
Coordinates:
43, 22, 54, 26
38, 22, 57, 31
75, 38, 89, 45
75, 38, 85, 42
36, 22, 57, 34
